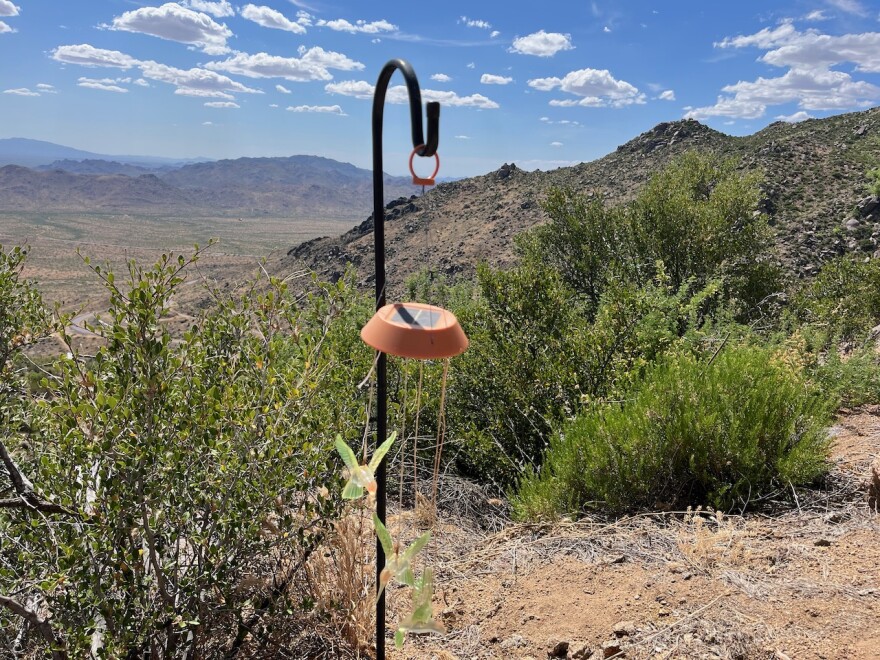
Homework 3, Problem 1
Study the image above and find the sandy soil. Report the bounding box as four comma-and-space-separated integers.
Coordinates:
379, 408, 880, 660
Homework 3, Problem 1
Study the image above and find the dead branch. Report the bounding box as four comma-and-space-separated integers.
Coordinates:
0, 594, 68, 660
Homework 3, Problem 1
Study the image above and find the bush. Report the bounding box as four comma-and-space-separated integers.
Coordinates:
513, 345, 832, 519
1, 252, 374, 657
790, 255, 880, 343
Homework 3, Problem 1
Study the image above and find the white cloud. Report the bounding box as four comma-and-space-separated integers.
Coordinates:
326, 80, 500, 108
826, 0, 869, 17
78, 77, 129, 93
804, 10, 829, 21
480, 73, 512, 85
694, 23, 880, 119
455, 135, 471, 139
287, 104, 346, 115
134, 78, 150, 87
459, 16, 491, 29
203, 120, 214, 125
204, 100, 239, 108
761, 32, 880, 72
775, 110, 813, 122
36, 83, 57, 93
528, 68, 645, 107
206, 46, 363, 82
466, 62, 475, 69
431, 73, 452, 82
510, 30, 573, 57
0, 0, 19, 17
491, 30, 500, 38
659, 89, 676, 101
240, 4, 306, 34
269, 103, 278, 107
108, 2, 232, 55
174, 87, 234, 98
276, 84, 291, 93
316, 18, 396, 34
539, 116, 580, 125
550, 141, 563, 147
603, 26, 611, 33
716, 21, 798, 50
4, 87, 38, 96
139, 60, 261, 94
0, 20, 12, 33
51, 44, 139, 69
179, 0, 234, 18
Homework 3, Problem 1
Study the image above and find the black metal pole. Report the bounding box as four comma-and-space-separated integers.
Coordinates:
371, 59, 439, 660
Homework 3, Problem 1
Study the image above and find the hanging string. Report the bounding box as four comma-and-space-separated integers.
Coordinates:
431, 358, 450, 511
412, 361, 424, 508
397, 360, 408, 510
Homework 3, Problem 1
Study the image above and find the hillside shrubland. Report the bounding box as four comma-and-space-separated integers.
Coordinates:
2, 152, 880, 656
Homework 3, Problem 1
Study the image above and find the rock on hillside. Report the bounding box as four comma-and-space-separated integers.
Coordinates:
280, 108, 880, 293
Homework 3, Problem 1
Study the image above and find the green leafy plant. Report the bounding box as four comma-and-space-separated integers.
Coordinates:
514, 345, 833, 519
373, 513, 431, 602
1, 250, 373, 656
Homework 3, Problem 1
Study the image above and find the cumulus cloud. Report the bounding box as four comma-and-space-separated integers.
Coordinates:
659, 89, 676, 101
204, 100, 239, 108
108, 2, 232, 55
52, 43, 261, 98
174, 87, 234, 98
0, 21, 14, 33
78, 77, 129, 93
0, 0, 19, 17
203, 121, 213, 125
480, 73, 512, 85
539, 116, 580, 125
134, 78, 150, 87
550, 141, 563, 147
431, 73, 452, 82
691, 22, 880, 119
455, 135, 471, 139
510, 30, 573, 57
490, 30, 500, 38
459, 16, 491, 29
466, 62, 475, 69
775, 110, 813, 122
4, 87, 38, 96
804, 10, 828, 21
51, 44, 139, 69
179, 0, 234, 18
240, 4, 306, 34
276, 84, 291, 93
206, 46, 363, 81
315, 18, 396, 34
528, 68, 645, 107
287, 104, 346, 115
325, 80, 500, 108
36, 83, 58, 93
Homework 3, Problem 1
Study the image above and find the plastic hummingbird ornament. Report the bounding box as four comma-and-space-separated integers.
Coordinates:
394, 567, 445, 649
372, 513, 431, 603
334, 432, 396, 500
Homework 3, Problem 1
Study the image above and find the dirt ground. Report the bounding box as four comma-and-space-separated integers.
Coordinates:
378, 408, 880, 660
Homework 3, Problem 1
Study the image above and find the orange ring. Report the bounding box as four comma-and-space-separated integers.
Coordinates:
409, 145, 440, 186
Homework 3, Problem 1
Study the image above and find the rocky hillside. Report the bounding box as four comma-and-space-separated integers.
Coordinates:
281, 107, 880, 294
0, 155, 419, 220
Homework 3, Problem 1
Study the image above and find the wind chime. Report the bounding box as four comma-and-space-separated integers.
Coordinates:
361, 58, 468, 660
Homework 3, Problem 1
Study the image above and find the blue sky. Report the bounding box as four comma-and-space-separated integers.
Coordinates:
1, 0, 879, 177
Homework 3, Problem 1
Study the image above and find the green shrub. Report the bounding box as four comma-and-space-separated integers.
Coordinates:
867, 168, 880, 197
513, 345, 832, 519
791, 255, 880, 342
1, 252, 373, 656
814, 347, 880, 408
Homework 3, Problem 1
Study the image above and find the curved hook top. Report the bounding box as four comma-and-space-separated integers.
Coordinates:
372, 58, 439, 158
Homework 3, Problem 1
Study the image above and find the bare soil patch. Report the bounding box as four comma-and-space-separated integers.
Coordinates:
381, 409, 880, 659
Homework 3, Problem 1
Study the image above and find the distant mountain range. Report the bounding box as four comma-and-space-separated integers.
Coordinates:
0, 139, 420, 219
0, 138, 204, 169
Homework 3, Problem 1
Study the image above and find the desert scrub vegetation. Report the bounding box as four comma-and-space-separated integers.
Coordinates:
447, 152, 786, 487
512, 345, 833, 519
0, 247, 377, 657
